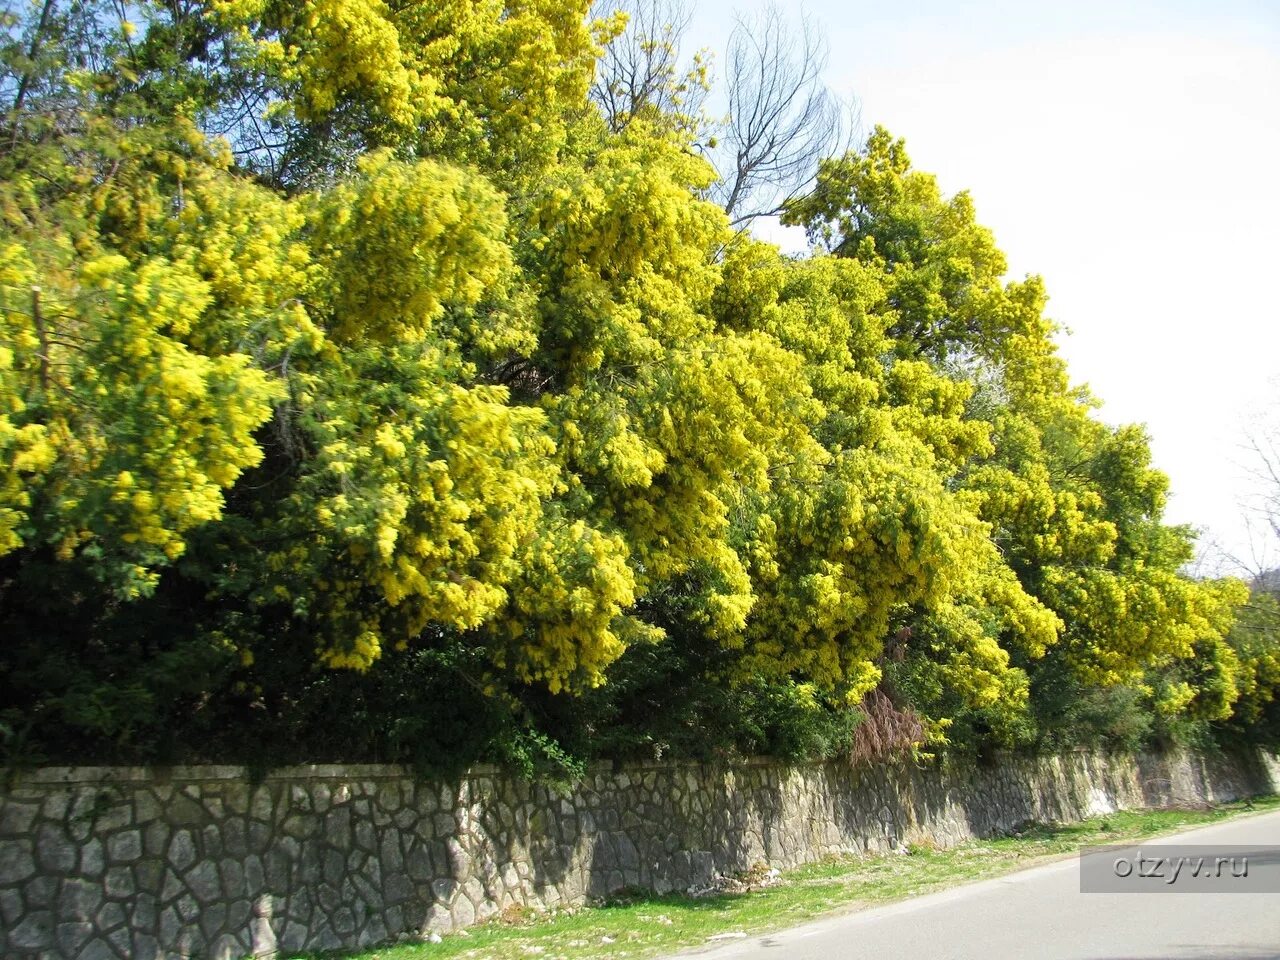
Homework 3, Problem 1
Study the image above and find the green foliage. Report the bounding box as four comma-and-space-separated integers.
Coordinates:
530, 601, 864, 764
1215, 586, 1280, 748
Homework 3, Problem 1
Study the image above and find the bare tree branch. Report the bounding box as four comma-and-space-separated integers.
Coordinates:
1244, 431, 1280, 564
589, 0, 708, 135
709, 2, 855, 227
1211, 406, 1280, 582
588, 1, 856, 230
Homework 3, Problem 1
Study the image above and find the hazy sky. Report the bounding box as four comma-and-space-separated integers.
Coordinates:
684, 0, 1280, 572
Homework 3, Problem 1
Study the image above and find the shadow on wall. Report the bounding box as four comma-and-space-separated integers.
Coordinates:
1135, 749, 1276, 809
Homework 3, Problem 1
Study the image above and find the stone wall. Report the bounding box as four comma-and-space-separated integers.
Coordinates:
2, 749, 1276, 959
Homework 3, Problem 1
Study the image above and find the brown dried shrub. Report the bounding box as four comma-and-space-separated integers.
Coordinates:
849, 687, 924, 767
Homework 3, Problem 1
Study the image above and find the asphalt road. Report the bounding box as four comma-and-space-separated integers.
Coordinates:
674, 809, 1280, 960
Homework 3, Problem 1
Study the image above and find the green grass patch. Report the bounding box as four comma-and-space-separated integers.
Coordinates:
296, 795, 1280, 960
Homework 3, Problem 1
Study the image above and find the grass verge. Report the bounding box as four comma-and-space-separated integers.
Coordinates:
297, 795, 1279, 960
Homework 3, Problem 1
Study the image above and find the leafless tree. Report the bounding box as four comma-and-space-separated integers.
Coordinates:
1237, 429, 1280, 579
1246, 432, 1280, 539
1194, 412, 1280, 582
709, 3, 854, 227
589, 0, 854, 229
589, 0, 708, 135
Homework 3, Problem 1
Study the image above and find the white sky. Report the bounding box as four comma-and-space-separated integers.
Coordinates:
684, 0, 1280, 573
